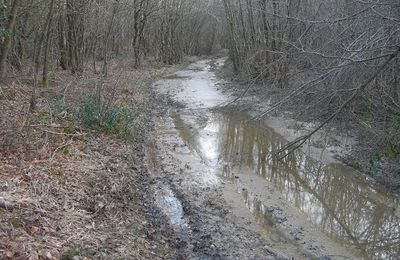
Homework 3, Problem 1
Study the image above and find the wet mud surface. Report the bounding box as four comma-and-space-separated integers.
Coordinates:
145, 59, 400, 259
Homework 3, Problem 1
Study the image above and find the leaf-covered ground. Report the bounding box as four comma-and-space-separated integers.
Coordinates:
0, 59, 173, 259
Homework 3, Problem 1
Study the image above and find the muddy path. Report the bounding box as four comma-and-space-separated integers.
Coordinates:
145, 58, 400, 259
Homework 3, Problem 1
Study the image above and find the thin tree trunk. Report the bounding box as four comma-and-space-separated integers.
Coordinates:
30, 1, 53, 111
42, 0, 55, 88
102, 1, 118, 76
58, 0, 69, 70
30, 34, 44, 112
0, 0, 19, 80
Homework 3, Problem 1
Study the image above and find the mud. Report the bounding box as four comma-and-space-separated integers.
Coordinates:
145, 58, 400, 259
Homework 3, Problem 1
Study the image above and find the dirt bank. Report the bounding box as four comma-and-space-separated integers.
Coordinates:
0, 59, 175, 259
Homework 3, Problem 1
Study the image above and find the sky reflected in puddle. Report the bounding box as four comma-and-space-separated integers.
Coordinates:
173, 111, 400, 259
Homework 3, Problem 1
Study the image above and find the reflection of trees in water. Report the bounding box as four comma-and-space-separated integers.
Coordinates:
217, 113, 400, 258
242, 189, 275, 228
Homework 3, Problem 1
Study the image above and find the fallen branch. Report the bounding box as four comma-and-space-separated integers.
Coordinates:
29, 124, 65, 128
275, 47, 400, 160
40, 128, 85, 137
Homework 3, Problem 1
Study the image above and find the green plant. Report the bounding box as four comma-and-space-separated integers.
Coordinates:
0, 0, 6, 10
9, 219, 22, 228
61, 147, 70, 155
392, 115, 400, 126
361, 102, 373, 122
384, 115, 400, 162
101, 106, 122, 132
63, 125, 75, 135
61, 247, 98, 260
116, 107, 141, 138
81, 95, 101, 129
79, 94, 140, 138
0, 0, 8, 37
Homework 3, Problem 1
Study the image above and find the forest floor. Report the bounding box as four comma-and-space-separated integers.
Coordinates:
0, 59, 184, 259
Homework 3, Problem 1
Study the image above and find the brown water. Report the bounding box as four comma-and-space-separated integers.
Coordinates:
172, 110, 400, 259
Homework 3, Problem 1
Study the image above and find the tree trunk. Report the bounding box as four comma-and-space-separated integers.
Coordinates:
102, 1, 118, 76
0, 0, 19, 80
42, 0, 55, 88
30, 0, 52, 111
66, 0, 85, 74
58, 0, 69, 70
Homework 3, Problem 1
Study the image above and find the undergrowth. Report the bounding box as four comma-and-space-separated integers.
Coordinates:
51, 94, 142, 140
80, 94, 141, 139
354, 111, 400, 192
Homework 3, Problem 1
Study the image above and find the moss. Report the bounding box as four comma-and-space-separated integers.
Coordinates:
42, 76, 49, 88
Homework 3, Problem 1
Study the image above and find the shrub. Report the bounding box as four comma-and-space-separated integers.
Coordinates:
79, 94, 140, 139
81, 95, 101, 128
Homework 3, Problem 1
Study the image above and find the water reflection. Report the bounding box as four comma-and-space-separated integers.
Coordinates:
173, 111, 400, 259
241, 189, 275, 229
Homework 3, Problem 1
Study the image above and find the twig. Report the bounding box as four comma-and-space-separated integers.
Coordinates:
62, 80, 74, 102
39, 128, 85, 136
19, 104, 31, 132
275, 47, 400, 160
51, 140, 73, 160
29, 124, 65, 128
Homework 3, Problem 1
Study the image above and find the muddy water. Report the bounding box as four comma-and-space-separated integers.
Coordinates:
173, 111, 400, 259
157, 59, 400, 259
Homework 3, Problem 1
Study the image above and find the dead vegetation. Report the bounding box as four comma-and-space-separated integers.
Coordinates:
220, 0, 400, 192
0, 59, 170, 259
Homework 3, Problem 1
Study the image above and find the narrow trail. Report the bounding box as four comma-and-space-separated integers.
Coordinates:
146, 58, 400, 259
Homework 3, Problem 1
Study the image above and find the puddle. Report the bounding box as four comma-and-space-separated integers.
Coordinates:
174, 111, 400, 259
240, 189, 275, 228
155, 58, 400, 259
155, 187, 191, 237
157, 59, 227, 109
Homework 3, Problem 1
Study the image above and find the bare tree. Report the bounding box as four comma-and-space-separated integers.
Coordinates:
0, 0, 19, 80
